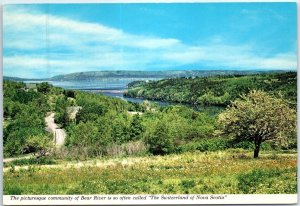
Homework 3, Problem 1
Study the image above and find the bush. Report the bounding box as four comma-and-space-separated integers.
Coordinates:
231, 140, 276, 151
145, 121, 174, 155
176, 138, 230, 153
23, 135, 52, 157
4, 108, 47, 156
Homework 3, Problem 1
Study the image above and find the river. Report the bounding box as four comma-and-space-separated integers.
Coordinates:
25, 78, 162, 103
25, 78, 225, 114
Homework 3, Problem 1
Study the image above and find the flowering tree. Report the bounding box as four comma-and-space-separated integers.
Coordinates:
218, 90, 296, 158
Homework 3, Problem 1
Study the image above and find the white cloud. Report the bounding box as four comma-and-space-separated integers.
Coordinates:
4, 8, 179, 50
3, 6, 297, 78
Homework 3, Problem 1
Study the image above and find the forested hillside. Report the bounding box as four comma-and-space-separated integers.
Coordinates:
125, 72, 296, 106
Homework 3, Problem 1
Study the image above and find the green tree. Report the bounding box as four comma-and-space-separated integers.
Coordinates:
129, 115, 145, 141
67, 122, 99, 147
66, 122, 101, 156
24, 135, 52, 157
218, 90, 296, 158
145, 120, 173, 155
4, 108, 46, 156
55, 96, 69, 126
76, 101, 106, 123
37, 82, 52, 94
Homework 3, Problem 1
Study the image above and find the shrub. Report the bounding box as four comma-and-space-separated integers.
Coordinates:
176, 138, 230, 153
145, 121, 174, 155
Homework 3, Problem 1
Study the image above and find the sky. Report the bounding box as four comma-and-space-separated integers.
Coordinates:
3, 3, 297, 78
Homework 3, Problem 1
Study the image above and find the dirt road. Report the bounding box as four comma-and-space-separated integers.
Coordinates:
45, 113, 66, 148
3, 155, 147, 172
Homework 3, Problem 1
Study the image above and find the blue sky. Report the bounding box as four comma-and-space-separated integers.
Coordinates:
3, 3, 297, 78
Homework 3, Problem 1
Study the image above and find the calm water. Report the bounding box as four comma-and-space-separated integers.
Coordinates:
25, 78, 164, 104
25, 78, 225, 114
26, 78, 159, 90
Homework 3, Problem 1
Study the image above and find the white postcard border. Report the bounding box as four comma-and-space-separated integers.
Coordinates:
3, 194, 298, 205
1, 1, 299, 206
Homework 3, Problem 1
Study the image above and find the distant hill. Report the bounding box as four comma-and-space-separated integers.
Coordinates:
48, 70, 279, 81
4, 70, 287, 82
3, 76, 44, 81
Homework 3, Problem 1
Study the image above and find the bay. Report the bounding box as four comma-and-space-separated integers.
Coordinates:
25, 78, 225, 115
25, 78, 159, 90
24, 77, 163, 104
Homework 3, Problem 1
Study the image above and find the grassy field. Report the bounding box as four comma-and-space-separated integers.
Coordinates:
4, 150, 297, 195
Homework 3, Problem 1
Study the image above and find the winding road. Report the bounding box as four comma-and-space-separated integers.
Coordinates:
45, 113, 66, 148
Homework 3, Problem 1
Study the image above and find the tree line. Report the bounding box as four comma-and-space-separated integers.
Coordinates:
125, 72, 296, 107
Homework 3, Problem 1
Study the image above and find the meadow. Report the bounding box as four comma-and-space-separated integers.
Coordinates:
4, 150, 297, 195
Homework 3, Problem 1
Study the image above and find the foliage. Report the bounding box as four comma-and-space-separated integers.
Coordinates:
145, 120, 174, 155
218, 90, 296, 158
126, 72, 296, 107
54, 96, 69, 126
3, 81, 54, 157
37, 82, 52, 94
176, 138, 230, 153
3, 71, 298, 195
24, 135, 52, 157
63, 90, 76, 98
65, 91, 219, 157
128, 115, 145, 141
142, 105, 217, 155
65, 122, 103, 157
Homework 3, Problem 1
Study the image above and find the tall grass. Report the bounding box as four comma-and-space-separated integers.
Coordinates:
3, 151, 296, 195
106, 140, 147, 157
